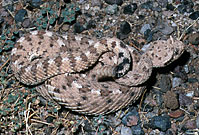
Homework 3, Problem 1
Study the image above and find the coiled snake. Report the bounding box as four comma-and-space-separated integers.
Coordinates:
11, 30, 185, 115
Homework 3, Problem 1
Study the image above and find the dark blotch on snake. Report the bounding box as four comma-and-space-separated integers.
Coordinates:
119, 52, 124, 58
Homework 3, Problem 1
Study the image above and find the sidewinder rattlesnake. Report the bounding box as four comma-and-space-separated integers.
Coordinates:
11, 30, 185, 115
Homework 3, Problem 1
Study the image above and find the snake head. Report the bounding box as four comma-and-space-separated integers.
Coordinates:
113, 57, 131, 78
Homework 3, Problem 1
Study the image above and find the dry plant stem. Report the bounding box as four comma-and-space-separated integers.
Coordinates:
129, 42, 143, 52
24, 102, 33, 135
139, 88, 147, 113
6, 9, 15, 18
0, 59, 9, 71
179, 17, 199, 41
31, 119, 54, 126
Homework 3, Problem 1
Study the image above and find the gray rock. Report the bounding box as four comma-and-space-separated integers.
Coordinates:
131, 125, 144, 135
104, 0, 123, 6
179, 93, 193, 107
189, 11, 199, 20
156, 22, 174, 35
2, 0, 13, 7
121, 126, 132, 135
156, 74, 171, 93
122, 108, 140, 126
15, 9, 27, 22
172, 77, 182, 88
188, 33, 199, 45
22, 18, 31, 28
123, 3, 137, 15
105, 4, 118, 15
196, 114, 199, 128
150, 115, 171, 132
30, 0, 44, 8
91, 0, 102, 7
140, 24, 151, 35
140, 1, 153, 9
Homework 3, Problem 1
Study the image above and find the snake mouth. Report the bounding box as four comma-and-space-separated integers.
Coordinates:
114, 57, 131, 78
30, 55, 43, 62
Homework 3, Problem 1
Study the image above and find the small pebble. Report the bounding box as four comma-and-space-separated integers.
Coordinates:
78, 0, 86, 4
2, 0, 13, 6
0, 8, 9, 17
43, 126, 52, 134
22, 18, 31, 28
86, 20, 96, 29
144, 29, 153, 42
149, 130, 160, 135
121, 126, 132, 135
166, 3, 175, 11
141, 43, 150, 52
144, 95, 158, 107
186, 91, 194, 97
84, 3, 90, 10
119, 21, 131, 35
188, 33, 199, 45
179, 93, 193, 107
150, 115, 171, 132
82, 120, 93, 132
189, 11, 199, 20
61, 24, 70, 31
196, 114, 199, 128
7, 4, 14, 11
122, 108, 140, 126
38, 96, 48, 106
15, 9, 27, 22
117, 21, 131, 39
163, 91, 179, 109
194, 89, 199, 97
91, 0, 102, 7
105, 4, 118, 15
172, 77, 183, 88
46, 116, 54, 123
156, 74, 171, 93
0, 16, 4, 24
171, 21, 177, 27
141, 104, 153, 112
166, 128, 176, 135
173, 66, 188, 82
168, 110, 184, 118
74, 22, 85, 33
177, 1, 194, 14
183, 65, 189, 73
104, 0, 123, 6
123, 3, 137, 15
140, 1, 153, 9
140, 24, 151, 35
30, 0, 44, 8
183, 120, 197, 130
131, 125, 144, 135
188, 78, 198, 83
177, 4, 187, 14
110, 117, 122, 127
157, 0, 168, 8
157, 22, 174, 35
155, 92, 163, 107
115, 125, 122, 133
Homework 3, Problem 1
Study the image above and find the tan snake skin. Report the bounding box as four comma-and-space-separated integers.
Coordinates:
11, 30, 185, 115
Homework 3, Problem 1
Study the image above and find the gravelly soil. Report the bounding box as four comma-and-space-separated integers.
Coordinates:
0, 0, 199, 134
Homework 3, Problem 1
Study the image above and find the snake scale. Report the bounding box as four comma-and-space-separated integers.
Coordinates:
10, 30, 185, 115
